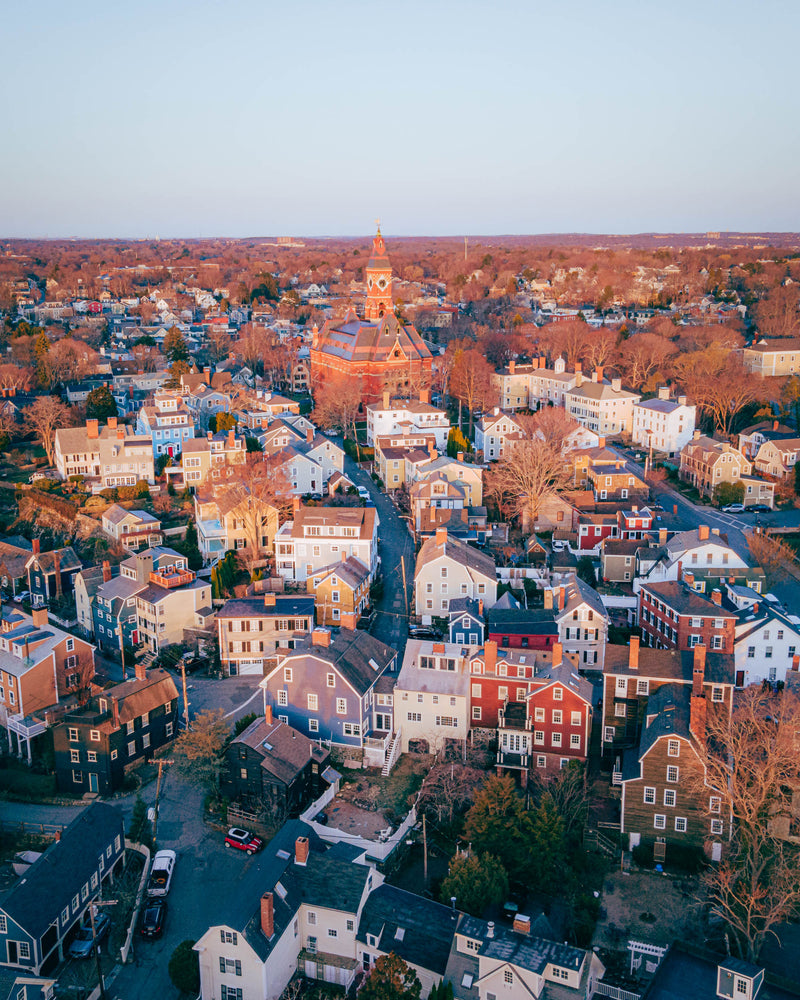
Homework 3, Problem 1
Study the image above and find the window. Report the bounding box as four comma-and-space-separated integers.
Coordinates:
534, 706, 545, 722
326, 673, 335, 688
0, 915, 6, 933
571, 711, 582, 726
328, 928, 338, 937
637, 679, 649, 695
570, 733, 581, 748
307, 911, 316, 925
336, 698, 347, 715
675, 817, 687, 832
616, 677, 627, 693
128, 741, 136, 756
18, 941, 30, 960
408, 712, 422, 723
552, 732, 562, 746
504, 971, 513, 984
165, 723, 173, 738
552, 687, 562, 701
343, 723, 361, 736
654, 814, 666, 830
644, 787, 656, 804
283, 667, 293, 683
711, 819, 724, 835
87, 751, 97, 763
307, 693, 318, 711
472, 706, 481, 720
346, 919, 354, 931
278, 690, 288, 706
534, 730, 544, 745
710, 796, 721, 813
615, 703, 627, 717
664, 789, 676, 807
712, 686, 724, 702
536, 755, 546, 768
735, 979, 749, 997
666, 765, 679, 782
552, 709, 562, 724
309, 719, 319, 733
667, 739, 680, 757
68, 727, 79, 742
70, 749, 80, 763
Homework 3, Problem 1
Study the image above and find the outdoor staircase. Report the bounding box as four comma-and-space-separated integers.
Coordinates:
382, 732, 401, 776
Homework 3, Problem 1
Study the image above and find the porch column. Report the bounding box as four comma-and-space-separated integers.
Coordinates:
25, 735, 32, 765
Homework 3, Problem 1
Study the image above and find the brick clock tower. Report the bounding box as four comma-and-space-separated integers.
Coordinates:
364, 223, 392, 321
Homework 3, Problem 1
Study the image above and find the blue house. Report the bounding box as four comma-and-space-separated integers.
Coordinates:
0, 803, 125, 974
92, 574, 145, 654
447, 597, 485, 646
261, 627, 397, 767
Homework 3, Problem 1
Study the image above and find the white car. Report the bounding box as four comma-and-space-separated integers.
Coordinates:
357, 485, 370, 500
147, 850, 176, 897
721, 503, 745, 513
551, 539, 567, 551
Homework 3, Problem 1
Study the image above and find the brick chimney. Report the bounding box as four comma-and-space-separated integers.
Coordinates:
102, 560, 112, 583
117, 427, 125, 440
551, 641, 563, 667
207, 430, 213, 441
228, 430, 235, 447
311, 628, 331, 647
773, 419, 779, 431
683, 570, 695, 589
295, 836, 309, 865
478, 598, 484, 616
31, 606, 48, 628
428, 442, 437, 459
793, 654, 800, 673
32, 538, 40, 556
135, 660, 147, 682
306, 427, 313, 444
513, 914, 531, 936
292, 496, 301, 515
457, 451, 464, 462
598, 436, 606, 448
108, 416, 117, 429
596, 366, 604, 382
483, 639, 498, 675
508, 360, 516, 375
543, 589, 553, 610
659, 528, 668, 545
204, 367, 211, 381
711, 589, 722, 606
629, 634, 640, 670
693, 645, 706, 697
261, 892, 274, 938
340, 611, 358, 631
264, 593, 276, 607
432, 642, 446, 653
435, 527, 447, 546
673, 504, 678, 515
265, 703, 273, 724
419, 388, 429, 404
86, 418, 99, 439
698, 525, 710, 541
53, 551, 62, 598
558, 585, 566, 611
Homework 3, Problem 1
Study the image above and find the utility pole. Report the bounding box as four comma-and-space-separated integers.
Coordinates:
152, 758, 173, 843
422, 813, 428, 883
119, 620, 126, 681
464, 236, 467, 263
89, 899, 118, 1000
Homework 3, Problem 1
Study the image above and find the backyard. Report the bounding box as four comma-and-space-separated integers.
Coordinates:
322, 754, 432, 834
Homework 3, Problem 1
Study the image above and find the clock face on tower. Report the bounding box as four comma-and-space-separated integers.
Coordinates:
377, 278, 386, 290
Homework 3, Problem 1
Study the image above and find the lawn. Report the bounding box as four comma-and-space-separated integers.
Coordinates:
0, 759, 58, 801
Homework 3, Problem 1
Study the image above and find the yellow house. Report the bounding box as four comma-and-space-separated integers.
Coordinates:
306, 556, 370, 627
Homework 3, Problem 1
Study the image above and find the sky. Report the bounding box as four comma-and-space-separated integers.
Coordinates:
2, 0, 798, 238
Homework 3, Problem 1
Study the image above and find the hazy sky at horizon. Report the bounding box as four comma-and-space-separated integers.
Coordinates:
2, 0, 797, 238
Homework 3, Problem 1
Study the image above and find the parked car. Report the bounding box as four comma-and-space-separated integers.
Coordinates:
68, 912, 111, 958
139, 898, 167, 939
748, 504, 772, 513
356, 485, 370, 500
147, 849, 176, 897
551, 538, 567, 551
408, 625, 443, 640
13, 591, 30, 604
225, 828, 264, 855
722, 503, 745, 513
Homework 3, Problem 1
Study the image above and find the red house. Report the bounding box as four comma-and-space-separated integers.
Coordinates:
496, 643, 594, 783
469, 641, 552, 730
485, 607, 558, 651
576, 512, 618, 551
639, 578, 736, 653
617, 506, 654, 539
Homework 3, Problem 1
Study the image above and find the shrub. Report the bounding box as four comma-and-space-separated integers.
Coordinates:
168, 940, 200, 995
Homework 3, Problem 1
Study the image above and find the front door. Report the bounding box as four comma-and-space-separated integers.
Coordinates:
376, 713, 390, 731
7, 941, 17, 964
89, 773, 99, 793
505, 733, 522, 752
736, 671, 745, 688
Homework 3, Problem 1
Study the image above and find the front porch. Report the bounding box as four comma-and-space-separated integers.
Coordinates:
297, 948, 359, 990
7, 712, 48, 764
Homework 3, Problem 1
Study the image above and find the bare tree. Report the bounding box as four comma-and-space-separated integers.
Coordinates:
416, 762, 486, 827
581, 328, 619, 369
747, 531, 797, 587
217, 456, 289, 578
617, 332, 676, 390
485, 436, 571, 530
753, 285, 800, 340
522, 407, 582, 454
450, 348, 497, 434
312, 374, 363, 455
28, 396, 70, 465
695, 687, 800, 961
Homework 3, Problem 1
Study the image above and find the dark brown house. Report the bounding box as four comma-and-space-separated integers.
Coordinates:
220, 708, 331, 817
53, 665, 178, 794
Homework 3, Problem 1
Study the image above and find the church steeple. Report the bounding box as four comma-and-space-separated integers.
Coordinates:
364, 221, 392, 322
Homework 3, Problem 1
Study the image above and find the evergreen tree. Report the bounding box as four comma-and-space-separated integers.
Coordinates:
439, 852, 508, 917
463, 773, 530, 880
447, 426, 472, 457
128, 794, 153, 849
525, 792, 567, 893
163, 326, 190, 363
85, 385, 118, 421
34, 331, 50, 387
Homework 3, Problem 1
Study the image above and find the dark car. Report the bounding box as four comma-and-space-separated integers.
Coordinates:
748, 504, 772, 513
140, 898, 167, 939
408, 626, 443, 640
68, 912, 111, 958
180, 655, 205, 674
225, 827, 264, 855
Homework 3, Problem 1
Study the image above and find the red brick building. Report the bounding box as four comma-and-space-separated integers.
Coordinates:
639, 579, 736, 653
309, 228, 433, 405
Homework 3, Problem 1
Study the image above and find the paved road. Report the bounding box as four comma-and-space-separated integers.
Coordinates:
339, 451, 415, 663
